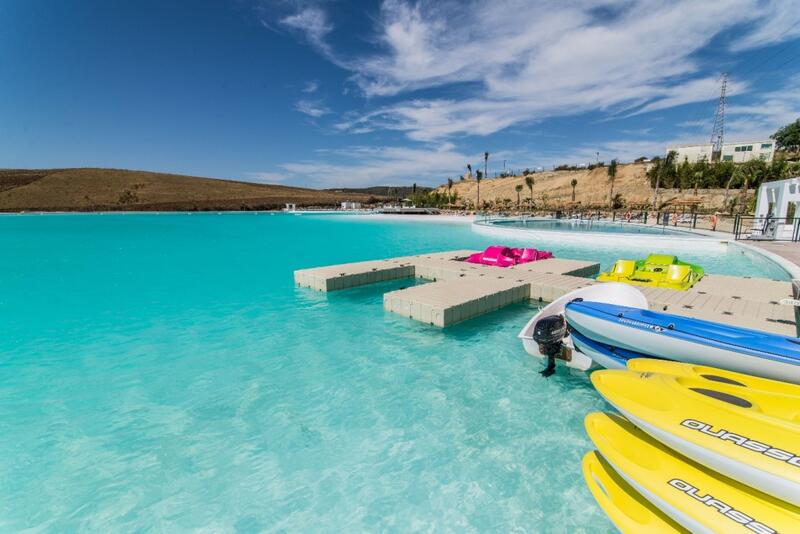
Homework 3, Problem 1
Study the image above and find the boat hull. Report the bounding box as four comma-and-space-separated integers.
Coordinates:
591, 367, 800, 507
570, 330, 644, 370
517, 283, 647, 372
565, 302, 800, 383
585, 412, 800, 533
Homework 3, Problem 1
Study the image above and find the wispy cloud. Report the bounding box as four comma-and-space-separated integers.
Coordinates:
262, 143, 479, 187
327, 1, 781, 141
295, 98, 331, 117
301, 80, 319, 93
724, 74, 800, 139
628, 78, 748, 116
267, 1, 799, 142
730, 0, 800, 51
619, 128, 654, 136
279, 6, 332, 50
259, 0, 800, 187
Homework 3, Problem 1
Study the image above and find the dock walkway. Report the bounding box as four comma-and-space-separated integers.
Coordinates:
294, 250, 796, 335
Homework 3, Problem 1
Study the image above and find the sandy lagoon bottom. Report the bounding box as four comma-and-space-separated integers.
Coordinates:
0, 213, 788, 531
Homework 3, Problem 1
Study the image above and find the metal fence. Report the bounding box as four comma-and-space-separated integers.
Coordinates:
477, 210, 800, 241
732, 215, 800, 242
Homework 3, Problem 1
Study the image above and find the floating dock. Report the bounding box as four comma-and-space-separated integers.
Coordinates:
294, 250, 797, 335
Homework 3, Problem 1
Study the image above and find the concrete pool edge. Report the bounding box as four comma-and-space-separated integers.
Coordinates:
472, 217, 798, 281
471, 218, 727, 251
730, 240, 800, 279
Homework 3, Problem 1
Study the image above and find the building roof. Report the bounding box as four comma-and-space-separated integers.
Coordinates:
668, 139, 773, 149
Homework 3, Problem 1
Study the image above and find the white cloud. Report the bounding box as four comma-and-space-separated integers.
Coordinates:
295, 99, 331, 117
279, 6, 332, 49
724, 75, 800, 139
260, 0, 800, 187
533, 135, 715, 169
276, 0, 800, 142
630, 78, 748, 116
265, 143, 480, 187
301, 80, 319, 93
731, 0, 800, 51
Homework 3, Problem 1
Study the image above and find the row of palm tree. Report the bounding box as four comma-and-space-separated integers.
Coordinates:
461, 150, 601, 209
448, 162, 583, 210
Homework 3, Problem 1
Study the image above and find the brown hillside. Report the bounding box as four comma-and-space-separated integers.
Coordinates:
0, 168, 379, 212
438, 163, 736, 211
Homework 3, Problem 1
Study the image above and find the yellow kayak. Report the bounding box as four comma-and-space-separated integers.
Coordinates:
586, 412, 800, 533
626, 358, 800, 397
591, 366, 800, 506
582, 450, 688, 533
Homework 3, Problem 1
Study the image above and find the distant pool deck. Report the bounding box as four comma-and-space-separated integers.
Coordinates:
365, 213, 800, 277
294, 250, 798, 336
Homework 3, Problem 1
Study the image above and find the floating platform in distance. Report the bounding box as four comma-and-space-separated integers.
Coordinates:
293, 250, 796, 334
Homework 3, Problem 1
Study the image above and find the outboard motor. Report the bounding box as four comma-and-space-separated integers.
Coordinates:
533, 314, 567, 377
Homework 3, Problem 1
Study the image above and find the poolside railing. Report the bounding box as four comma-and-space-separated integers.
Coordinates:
732, 215, 800, 242
476, 210, 799, 240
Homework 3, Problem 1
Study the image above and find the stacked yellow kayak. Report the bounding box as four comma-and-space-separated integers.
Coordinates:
597, 254, 704, 290
583, 359, 800, 533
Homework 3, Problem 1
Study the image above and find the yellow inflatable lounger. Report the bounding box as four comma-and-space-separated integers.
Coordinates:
597, 254, 704, 290
591, 365, 800, 507
582, 450, 688, 533
585, 412, 800, 534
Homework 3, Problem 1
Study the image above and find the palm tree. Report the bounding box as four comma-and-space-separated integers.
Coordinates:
484, 152, 489, 180
654, 151, 676, 208
515, 184, 523, 209
607, 159, 618, 208
447, 178, 454, 204
524, 175, 534, 207
466, 164, 472, 179
570, 178, 578, 202
724, 168, 740, 208
693, 171, 702, 196
476, 171, 482, 210
737, 160, 765, 213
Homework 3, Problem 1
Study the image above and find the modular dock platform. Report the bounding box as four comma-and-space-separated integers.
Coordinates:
294, 250, 797, 335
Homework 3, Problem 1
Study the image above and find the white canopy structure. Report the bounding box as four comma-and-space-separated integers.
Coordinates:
753, 177, 800, 240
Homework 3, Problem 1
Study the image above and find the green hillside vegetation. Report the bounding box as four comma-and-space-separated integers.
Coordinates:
0, 168, 381, 212
648, 154, 800, 212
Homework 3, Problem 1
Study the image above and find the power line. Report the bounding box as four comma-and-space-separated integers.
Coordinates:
683, 32, 799, 143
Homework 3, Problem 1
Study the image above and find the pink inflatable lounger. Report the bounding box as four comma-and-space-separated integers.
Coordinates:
465, 245, 553, 267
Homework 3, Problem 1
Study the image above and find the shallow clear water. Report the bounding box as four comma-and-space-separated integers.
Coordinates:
491, 218, 698, 236
0, 213, 788, 531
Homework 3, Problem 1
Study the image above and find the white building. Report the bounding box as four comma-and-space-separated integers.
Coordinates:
667, 140, 776, 164
341, 201, 361, 210
753, 177, 800, 240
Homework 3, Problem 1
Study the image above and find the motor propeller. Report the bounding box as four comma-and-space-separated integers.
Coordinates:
533, 314, 567, 377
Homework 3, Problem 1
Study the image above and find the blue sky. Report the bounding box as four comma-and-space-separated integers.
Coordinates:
2, 0, 799, 187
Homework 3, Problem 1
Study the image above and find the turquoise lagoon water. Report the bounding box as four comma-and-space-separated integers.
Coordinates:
0, 213, 788, 532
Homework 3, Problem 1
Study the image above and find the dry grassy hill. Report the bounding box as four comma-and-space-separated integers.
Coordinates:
0, 168, 380, 212
437, 163, 734, 211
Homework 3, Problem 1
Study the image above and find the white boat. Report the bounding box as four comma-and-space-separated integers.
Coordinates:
565, 301, 800, 383
517, 283, 648, 373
